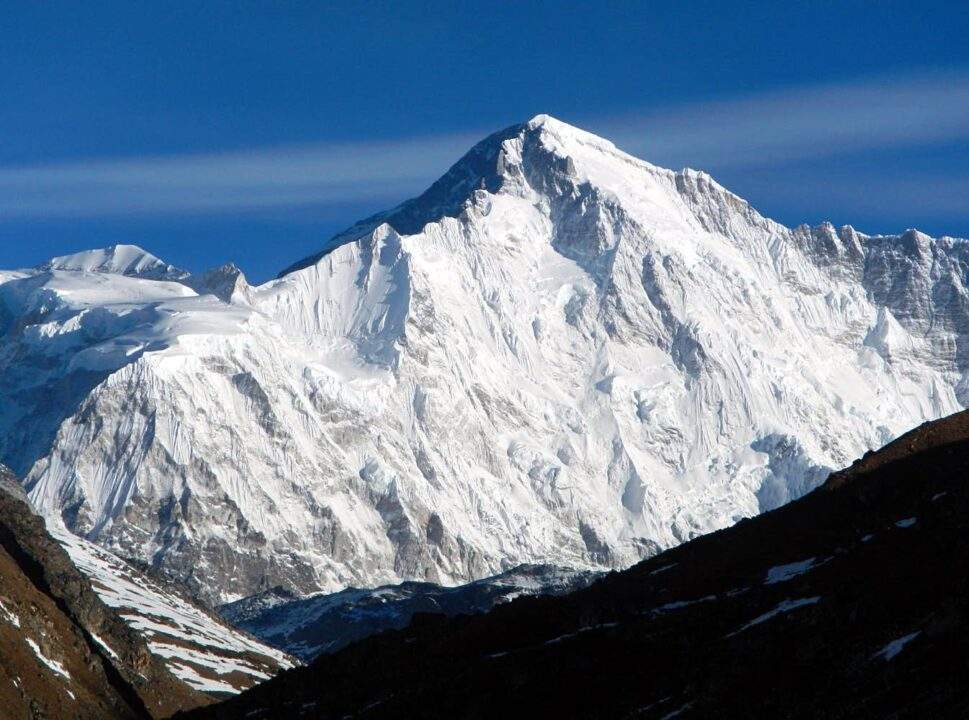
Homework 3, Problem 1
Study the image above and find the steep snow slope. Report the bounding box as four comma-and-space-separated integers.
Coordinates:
2, 115, 967, 604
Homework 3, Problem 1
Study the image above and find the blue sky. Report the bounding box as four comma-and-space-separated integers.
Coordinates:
1, 1, 967, 282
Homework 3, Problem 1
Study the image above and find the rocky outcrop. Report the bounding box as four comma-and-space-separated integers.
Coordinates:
184, 263, 252, 305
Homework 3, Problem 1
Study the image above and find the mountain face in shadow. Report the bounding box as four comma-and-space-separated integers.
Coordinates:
219, 564, 601, 662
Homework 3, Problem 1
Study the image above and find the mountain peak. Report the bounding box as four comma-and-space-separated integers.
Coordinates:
525, 113, 569, 131
279, 116, 637, 277
41, 244, 189, 281
526, 112, 554, 126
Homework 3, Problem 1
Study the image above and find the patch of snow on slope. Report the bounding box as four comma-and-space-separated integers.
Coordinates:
726, 597, 821, 637
165, 664, 241, 695
50, 523, 293, 694
89, 632, 118, 660
650, 596, 717, 614
874, 631, 920, 661
544, 622, 620, 645
25, 637, 71, 680
764, 557, 825, 584
0, 598, 20, 627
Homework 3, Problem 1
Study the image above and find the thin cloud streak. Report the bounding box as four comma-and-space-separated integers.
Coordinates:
600, 70, 969, 169
0, 70, 967, 219
0, 133, 482, 218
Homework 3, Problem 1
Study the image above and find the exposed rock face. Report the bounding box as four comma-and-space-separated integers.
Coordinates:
185, 263, 253, 305
0, 465, 207, 718
178, 410, 969, 719
2, 116, 968, 603
219, 564, 601, 661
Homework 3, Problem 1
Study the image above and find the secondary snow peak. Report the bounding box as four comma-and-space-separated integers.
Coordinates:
41, 243, 189, 281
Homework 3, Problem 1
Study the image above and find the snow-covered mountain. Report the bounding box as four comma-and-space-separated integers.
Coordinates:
1, 115, 966, 604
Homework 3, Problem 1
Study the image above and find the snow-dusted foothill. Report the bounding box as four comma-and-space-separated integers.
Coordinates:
1, 116, 967, 603
52, 524, 294, 694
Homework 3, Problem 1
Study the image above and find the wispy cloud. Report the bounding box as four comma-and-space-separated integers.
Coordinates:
597, 70, 969, 169
0, 70, 966, 220
0, 133, 481, 218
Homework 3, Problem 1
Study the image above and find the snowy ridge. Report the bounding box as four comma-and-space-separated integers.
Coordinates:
40, 244, 190, 281
50, 523, 294, 694
1, 115, 968, 604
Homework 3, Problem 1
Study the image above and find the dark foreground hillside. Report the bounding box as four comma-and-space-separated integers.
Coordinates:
181, 411, 969, 719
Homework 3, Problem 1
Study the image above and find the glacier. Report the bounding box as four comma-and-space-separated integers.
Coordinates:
1, 115, 966, 604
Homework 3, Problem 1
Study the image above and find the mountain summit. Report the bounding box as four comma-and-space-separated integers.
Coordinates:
279, 114, 601, 275
1, 117, 967, 603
